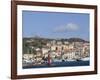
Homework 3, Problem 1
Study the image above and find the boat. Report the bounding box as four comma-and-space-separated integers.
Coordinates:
80, 57, 90, 61
66, 59, 76, 62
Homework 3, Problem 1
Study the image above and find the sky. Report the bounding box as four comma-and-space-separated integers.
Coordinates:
22, 10, 90, 41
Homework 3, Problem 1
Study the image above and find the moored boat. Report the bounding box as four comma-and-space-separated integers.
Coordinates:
80, 57, 90, 61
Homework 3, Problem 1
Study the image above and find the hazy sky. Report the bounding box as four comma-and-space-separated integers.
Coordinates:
22, 10, 90, 41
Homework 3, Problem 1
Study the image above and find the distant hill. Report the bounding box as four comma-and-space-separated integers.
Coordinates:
23, 37, 89, 43
67, 38, 87, 42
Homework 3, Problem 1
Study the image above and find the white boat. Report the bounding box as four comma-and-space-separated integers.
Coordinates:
53, 59, 62, 62
23, 59, 33, 63
81, 57, 90, 61
66, 59, 76, 62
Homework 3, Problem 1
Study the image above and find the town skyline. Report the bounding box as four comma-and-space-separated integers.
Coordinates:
23, 35, 90, 68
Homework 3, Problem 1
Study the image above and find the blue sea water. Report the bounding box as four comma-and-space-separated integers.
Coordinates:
23, 61, 90, 69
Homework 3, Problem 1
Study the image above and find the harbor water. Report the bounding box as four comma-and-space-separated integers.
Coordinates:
23, 60, 90, 69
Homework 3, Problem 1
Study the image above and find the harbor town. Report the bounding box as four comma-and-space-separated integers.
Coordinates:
22, 37, 90, 68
